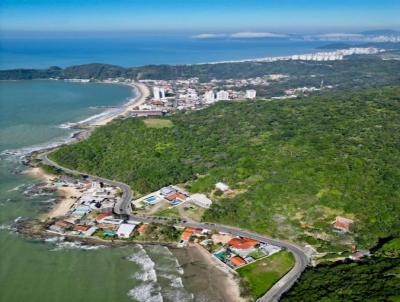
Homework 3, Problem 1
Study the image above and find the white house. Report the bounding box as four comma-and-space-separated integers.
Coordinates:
190, 193, 212, 208
216, 90, 229, 101
117, 223, 136, 239
215, 182, 229, 192
204, 90, 216, 103
245, 89, 257, 99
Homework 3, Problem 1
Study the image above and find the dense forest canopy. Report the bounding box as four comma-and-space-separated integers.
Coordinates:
281, 238, 400, 302
50, 87, 400, 250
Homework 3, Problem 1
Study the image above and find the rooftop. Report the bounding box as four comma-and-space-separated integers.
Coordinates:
228, 237, 259, 249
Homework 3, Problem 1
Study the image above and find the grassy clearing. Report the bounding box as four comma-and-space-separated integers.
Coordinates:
155, 206, 180, 218
144, 118, 174, 128
182, 204, 206, 221
237, 250, 295, 299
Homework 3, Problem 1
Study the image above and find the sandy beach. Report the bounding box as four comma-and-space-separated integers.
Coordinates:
47, 185, 82, 219
25, 167, 82, 219
172, 243, 247, 302
91, 81, 150, 126
26, 81, 150, 218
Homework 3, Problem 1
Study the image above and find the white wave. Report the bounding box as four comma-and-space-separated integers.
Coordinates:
127, 283, 163, 302
58, 122, 76, 129
159, 273, 184, 288
127, 246, 157, 282
50, 241, 105, 251
44, 236, 65, 243
7, 184, 26, 192
0, 132, 79, 159
14, 216, 23, 223
0, 224, 12, 231
39, 198, 56, 204
175, 259, 184, 275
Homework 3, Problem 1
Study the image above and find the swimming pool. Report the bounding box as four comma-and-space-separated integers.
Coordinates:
145, 196, 158, 204
170, 199, 182, 206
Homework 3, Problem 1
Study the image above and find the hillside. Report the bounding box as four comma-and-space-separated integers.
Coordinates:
50, 86, 400, 251
281, 238, 400, 301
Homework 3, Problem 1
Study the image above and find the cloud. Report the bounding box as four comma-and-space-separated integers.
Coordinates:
192, 33, 227, 39
193, 32, 288, 39
229, 32, 288, 38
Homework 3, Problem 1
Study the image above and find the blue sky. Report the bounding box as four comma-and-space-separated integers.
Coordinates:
1, 0, 399, 33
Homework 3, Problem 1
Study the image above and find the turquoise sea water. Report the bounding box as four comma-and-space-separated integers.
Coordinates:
0, 80, 192, 302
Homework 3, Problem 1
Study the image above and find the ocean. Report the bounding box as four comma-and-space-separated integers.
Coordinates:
0, 80, 193, 302
0, 38, 328, 301
0, 34, 327, 69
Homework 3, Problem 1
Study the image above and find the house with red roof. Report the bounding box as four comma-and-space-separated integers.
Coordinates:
95, 213, 113, 223
74, 225, 90, 232
165, 192, 187, 202
332, 216, 354, 233
228, 237, 259, 250
230, 255, 247, 267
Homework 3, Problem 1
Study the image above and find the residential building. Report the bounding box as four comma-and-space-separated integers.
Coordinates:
332, 216, 354, 232
204, 90, 216, 103
245, 89, 257, 99
230, 255, 247, 267
228, 237, 259, 250
153, 86, 161, 100
216, 90, 229, 101
190, 193, 212, 208
215, 182, 229, 192
117, 223, 136, 238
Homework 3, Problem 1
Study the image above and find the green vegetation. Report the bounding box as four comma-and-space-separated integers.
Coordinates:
133, 223, 181, 242
155, 206, 180, 219
143, 118, 174, 128
50, 87, 400, 250
282, 239, 400, 302
182, 205, 206, 222
1, 58, 400, 96
237, 250, 294, 299
375, 238, 400, 258
39, 163, 63, 176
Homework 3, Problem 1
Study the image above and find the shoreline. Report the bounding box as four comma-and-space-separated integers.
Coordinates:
172, 243, 247, 302
0, 80, 149, 160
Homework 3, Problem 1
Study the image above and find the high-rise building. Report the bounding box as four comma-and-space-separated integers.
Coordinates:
216, 90, 229, 101
245, 89, 257, 99
160, 87, 166, 99
153, 86, 161, 100
204, 90, 215, 103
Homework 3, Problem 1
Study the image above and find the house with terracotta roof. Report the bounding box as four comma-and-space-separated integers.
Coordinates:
165, 192, 187, 202
230, 255, 247, 267
74, 225, 90, 232
228, 237, 260, 257
332, 216, 354, 233
228, 237, 259, 249
181, 227, 195, 241
95, 212, 113, 223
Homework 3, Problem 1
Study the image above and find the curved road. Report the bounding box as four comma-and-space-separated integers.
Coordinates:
129, 215, 309, 302
40, 153, 308, 301
40, 154, 132, 215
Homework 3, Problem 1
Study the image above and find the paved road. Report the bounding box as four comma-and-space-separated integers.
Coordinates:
40, 154, 132, 215
129, 214, 309, 302
39, 155, 308, 302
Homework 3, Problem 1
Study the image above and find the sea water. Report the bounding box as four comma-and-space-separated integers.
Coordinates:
0, 80, 192, 302
0, 34, 327, 69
